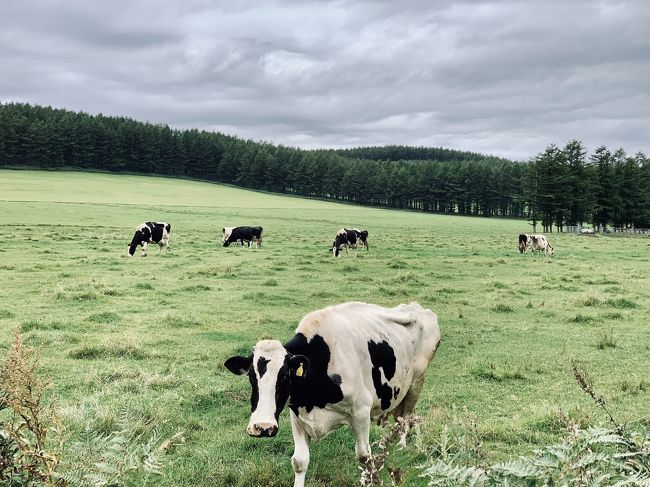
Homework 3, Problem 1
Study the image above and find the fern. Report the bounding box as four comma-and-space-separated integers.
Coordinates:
63, 410, 185, 487
417, 426, 650, 487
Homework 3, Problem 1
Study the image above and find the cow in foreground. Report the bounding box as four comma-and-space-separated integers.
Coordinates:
519, 234, 554, 256
332, 228, 369, 257
127, 222, 170, 257
222, 226, 263, 248
225, 301, 440, 487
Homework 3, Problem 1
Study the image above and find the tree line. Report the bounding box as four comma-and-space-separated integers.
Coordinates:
1, 102, 648, 229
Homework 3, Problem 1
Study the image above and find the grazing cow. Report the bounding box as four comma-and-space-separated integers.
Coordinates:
222, 226, 263, 248
518, 233, 554, 256
518, 234, 530, 254
332, 228, 369, 257
127, 222, 170, 257
224, 301, 440, 487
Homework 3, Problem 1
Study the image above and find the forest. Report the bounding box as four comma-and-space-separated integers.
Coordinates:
1, 102, 649, 230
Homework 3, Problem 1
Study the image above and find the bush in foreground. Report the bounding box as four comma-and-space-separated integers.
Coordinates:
363, 364, 650, 486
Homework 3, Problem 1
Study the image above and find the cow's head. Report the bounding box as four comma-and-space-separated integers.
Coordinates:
332, 240, 339, 257
222, 227, 233, 247
127, 228, 149, 257
548, 245, 555, 256
225, 340, 309, 438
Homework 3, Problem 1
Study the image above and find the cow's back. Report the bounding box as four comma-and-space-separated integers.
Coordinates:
295, 302, 439, 418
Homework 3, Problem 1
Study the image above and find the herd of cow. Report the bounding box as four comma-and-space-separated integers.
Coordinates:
127, 221, 556, 260
125, 220, 555, 486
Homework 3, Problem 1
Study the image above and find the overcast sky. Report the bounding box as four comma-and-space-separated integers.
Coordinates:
1, 0, 649, 160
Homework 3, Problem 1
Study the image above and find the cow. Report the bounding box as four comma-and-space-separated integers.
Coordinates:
222, 226, 263, 248
519, 233, 555, 256
127, 222, 170, 257
224, 301, 440, 487
518, 234, 529, 254
529, 234, 554, 256
332, 228, 369, 257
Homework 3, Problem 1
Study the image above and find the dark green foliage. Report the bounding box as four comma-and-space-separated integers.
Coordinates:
2, 103, 648, 225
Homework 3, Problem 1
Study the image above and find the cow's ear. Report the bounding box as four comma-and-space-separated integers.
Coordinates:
224, 355, 253, 375
289, 355, 310, 378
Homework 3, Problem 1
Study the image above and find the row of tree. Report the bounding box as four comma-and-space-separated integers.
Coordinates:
525, 141, 650, 231
1, 102, 649, 229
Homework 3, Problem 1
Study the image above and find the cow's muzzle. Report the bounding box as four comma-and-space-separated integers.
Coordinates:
247, 422, 278, 438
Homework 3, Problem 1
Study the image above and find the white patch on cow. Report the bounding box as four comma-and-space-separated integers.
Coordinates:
222, 226, 234, 244
247, 340, 288, 436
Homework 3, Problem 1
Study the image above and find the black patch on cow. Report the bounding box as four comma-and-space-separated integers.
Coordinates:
248, 368, 259, 412
344, 229, 358, 246
368, 340, 397, 410
257, 356, 270, 378
284, 333, 344, 415
273, 361, 291, 420
393, 387, 400, 399
147, 222, 165, 243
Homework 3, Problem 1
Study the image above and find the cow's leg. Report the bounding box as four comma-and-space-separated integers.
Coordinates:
392, 373, 427, 447
351, 405, 372, 463
141, 242, 148, 257
290, 413, 310, 487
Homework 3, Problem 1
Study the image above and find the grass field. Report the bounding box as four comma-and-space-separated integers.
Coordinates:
1, 169, 649, 486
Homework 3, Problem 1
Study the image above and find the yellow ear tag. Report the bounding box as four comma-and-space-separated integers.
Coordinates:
295, 363, 304, 377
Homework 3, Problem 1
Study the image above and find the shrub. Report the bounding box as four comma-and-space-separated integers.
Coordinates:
0, 331, 66, 486
360, 364, 650, 486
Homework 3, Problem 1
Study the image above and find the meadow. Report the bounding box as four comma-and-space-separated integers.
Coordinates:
1, 169, 649, 486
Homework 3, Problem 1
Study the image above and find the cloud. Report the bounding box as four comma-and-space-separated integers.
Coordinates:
1, 0, 649, 160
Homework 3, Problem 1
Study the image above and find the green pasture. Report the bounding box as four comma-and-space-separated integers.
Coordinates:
1, 169, 649, 486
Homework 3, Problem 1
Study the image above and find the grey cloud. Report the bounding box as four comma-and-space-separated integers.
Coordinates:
1, 0, 649, 160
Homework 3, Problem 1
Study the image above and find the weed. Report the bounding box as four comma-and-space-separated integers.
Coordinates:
492, 303, 514, 313
606, 298, 637, 309
597, 328, 617, 349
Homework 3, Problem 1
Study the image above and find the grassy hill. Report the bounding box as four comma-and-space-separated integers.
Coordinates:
1, 169, 649, 486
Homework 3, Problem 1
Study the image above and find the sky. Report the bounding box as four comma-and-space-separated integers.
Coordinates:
1, 0, 649, 161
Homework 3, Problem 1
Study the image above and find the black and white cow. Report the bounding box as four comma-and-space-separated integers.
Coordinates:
225, 301, 440, 487
332, 228, 369, 257
127, 222, 170, 257
222, 226, 263, 248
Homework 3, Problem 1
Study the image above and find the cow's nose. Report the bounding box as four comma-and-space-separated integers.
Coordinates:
248, 422, 278, 438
